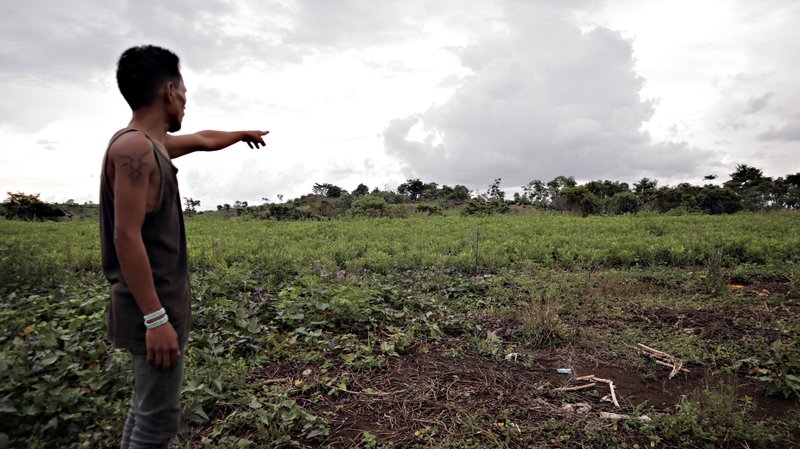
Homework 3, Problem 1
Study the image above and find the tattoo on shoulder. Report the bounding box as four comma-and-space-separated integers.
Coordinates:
120, 151, 150, 184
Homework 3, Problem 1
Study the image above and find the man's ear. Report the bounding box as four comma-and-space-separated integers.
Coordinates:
165, 81, 176, 104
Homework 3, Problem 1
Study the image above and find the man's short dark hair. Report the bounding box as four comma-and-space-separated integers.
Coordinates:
116, 45, 181, 111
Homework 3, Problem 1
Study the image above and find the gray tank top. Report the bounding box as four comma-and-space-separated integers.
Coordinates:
99, 128, 191, 354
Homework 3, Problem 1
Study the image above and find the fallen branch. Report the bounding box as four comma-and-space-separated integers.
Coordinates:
635, 343, 688, 379
563, 375, 620, 408
554, 382, 597, 392
592, 377, 620, 408
654, 359, 689, 374
636, 343, 670, 357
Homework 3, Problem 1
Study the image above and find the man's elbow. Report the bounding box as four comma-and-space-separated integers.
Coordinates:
195, 131, 216, 151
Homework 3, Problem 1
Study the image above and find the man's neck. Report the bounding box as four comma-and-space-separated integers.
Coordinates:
128, 110, 170, 143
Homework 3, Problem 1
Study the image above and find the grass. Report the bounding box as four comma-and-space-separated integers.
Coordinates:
1, 211, 799, 448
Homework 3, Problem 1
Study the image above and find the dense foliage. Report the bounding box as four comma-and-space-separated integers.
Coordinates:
2, 211, 799, 448
219, 163, 800, 219
1, 192, 71, 221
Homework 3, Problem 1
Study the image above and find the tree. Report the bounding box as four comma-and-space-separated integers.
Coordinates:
724, 164, 772, 211
780, 173, 800, 208
421, 182, 440, 201
651, 187, 684, 213
726, 164, 766, 190
2, 192, 69, 221
312, 183, 345, 199
699, 187, 742, 214
584, 180, 630, 200
447, 185, 471, 204
633, 178, 657, 194
546, 176, 576, 211
397, 179, 425, 201
183, 197, 201, 215
484, 178, 506, 202
560, 186, 601, 217
350, 195, 408, 218
522, 179, 550, 209
461, 196, 508, 216
351, 183, 369, 197
609, 192, 640, 215
633, 177, 658, 208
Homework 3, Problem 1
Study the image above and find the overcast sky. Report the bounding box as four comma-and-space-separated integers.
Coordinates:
1, 0, 798, 207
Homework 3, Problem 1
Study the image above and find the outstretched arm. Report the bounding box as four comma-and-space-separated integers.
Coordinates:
165, 130, 269, 159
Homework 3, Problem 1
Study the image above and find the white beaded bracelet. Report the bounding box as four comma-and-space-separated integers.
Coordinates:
143, 307, 166, 322
145, 314, 169, 330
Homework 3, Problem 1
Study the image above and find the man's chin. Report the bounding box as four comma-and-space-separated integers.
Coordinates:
168, 121, 182, 133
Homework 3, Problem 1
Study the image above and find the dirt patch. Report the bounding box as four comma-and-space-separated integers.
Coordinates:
627, 305, 786, 342
259, 341, 563, 447
567, 360, 797, 420
255, 338, 799, 448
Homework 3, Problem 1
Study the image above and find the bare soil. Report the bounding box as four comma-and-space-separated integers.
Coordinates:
255, 335, 799, 448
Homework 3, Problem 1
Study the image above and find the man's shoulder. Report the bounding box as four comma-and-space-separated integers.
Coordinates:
107, 129, 153, 157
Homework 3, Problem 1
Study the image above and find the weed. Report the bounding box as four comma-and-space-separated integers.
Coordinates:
518, 280, 566, 348
477, 330, 504, 357
705, 245, 727, 296
735, 339, 800, 399
789, 262, 800, 297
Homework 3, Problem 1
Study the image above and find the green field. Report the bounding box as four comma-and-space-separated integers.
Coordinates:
2, 212, 799, 448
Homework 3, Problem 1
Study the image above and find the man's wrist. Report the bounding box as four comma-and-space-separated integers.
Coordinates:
143, 307, 165, 322
145, 314, 169, 330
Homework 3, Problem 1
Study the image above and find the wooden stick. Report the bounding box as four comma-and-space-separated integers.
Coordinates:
608, 381, 620, 408
568, 375, 620, 407
554, 382, 597, 392
591, 377, 620, 407
654, 360, 689, 373
670, 359, 684, 379
636, 343, 670, 357
636, 343, 689, 378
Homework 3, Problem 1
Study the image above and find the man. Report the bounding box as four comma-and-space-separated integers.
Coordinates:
99, 45, 268, 448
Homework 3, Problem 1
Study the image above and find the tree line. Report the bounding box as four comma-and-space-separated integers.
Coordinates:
207, 164, 800, 220
3, 164, 798, 221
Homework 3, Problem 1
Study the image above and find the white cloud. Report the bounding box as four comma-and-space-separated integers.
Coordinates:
384, 12, 714, 188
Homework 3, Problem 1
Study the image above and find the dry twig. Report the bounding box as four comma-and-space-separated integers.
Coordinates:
554, 382, 597, 392
590, 376, 620, 408
557, 374, 620, 407
635, 343, 689, 379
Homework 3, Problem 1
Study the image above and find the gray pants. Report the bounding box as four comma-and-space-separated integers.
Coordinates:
120, 349, 185, 449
